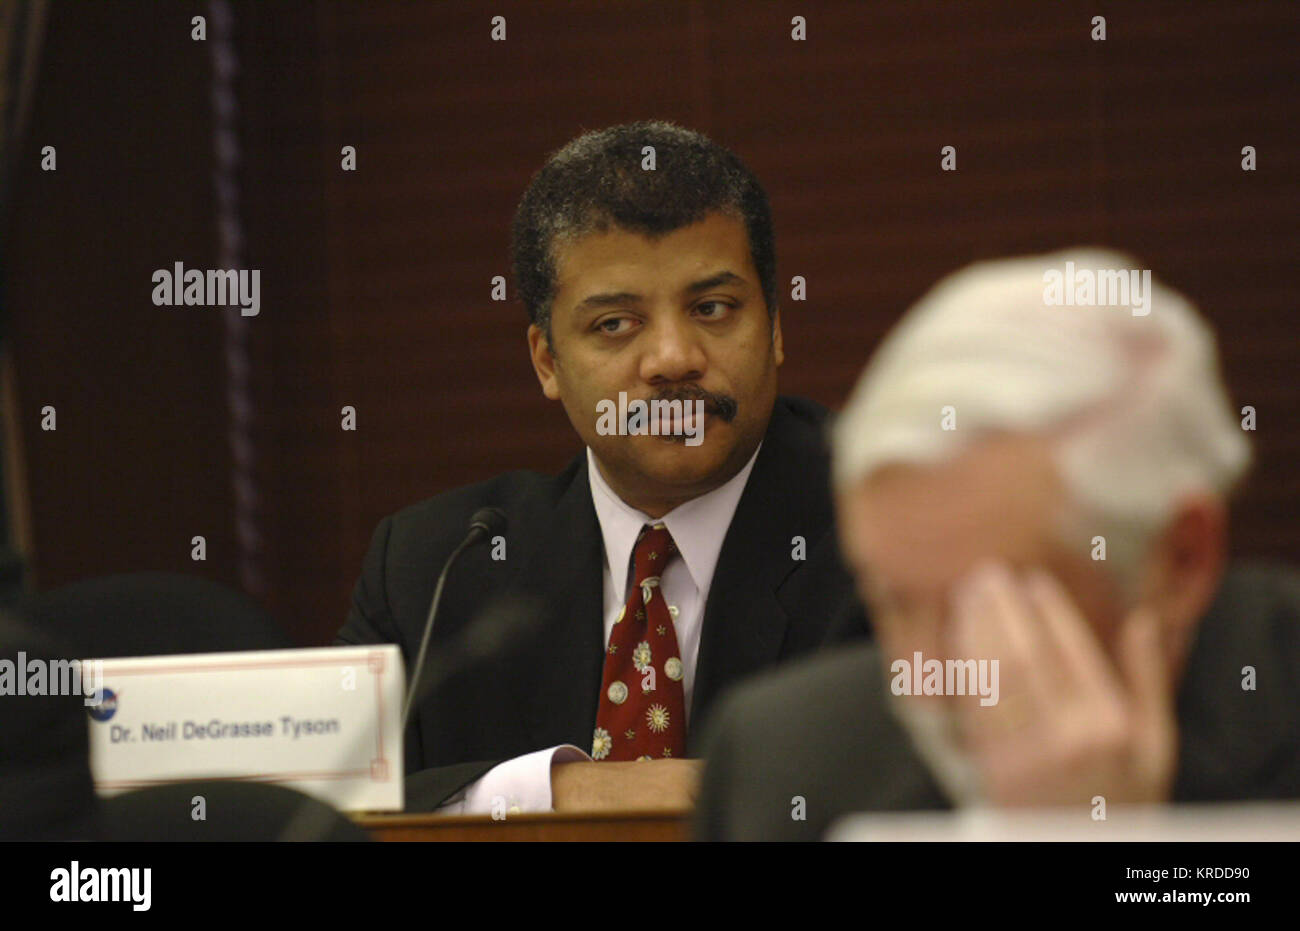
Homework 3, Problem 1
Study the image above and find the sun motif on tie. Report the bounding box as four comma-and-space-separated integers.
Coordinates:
632, 641, 652, 673
646, 704, 670, 733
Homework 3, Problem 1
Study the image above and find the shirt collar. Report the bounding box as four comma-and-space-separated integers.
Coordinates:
885, 691, 986, 807
586, 443, 762, 594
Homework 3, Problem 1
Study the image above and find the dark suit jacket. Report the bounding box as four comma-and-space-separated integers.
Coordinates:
696, 561, 1300, 840
336, 396, 871, 809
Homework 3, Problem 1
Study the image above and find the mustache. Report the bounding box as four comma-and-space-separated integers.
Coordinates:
649, 386, 738, 423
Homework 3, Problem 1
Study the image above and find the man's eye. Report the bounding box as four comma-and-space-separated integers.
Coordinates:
596, 317, 636, 335
694, 301, 732, 320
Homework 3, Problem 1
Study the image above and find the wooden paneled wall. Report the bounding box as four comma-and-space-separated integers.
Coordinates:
9, 1, 1298, 645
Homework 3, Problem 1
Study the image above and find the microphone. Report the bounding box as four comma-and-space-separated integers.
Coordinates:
400, 507, 507, 733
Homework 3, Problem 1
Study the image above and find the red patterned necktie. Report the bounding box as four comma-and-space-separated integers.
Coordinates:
592, 523, 687, 762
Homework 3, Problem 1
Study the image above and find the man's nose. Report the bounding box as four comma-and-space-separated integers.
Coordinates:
638, 315, 707, 384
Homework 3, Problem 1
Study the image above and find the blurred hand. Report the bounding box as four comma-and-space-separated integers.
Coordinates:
550, 758, 701, 813
949, 561, 1177, 808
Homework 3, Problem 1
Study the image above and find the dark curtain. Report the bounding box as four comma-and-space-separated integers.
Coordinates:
0, 0, 49, 602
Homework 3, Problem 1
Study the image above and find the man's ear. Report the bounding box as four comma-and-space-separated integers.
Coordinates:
1140, 494, 1227, 665
772, 309, 785, 367
527, 323, 562, 400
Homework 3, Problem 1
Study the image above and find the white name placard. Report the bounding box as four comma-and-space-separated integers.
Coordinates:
85, 645, 404, 812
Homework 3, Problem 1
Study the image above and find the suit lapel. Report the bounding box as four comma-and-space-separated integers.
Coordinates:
690, 400, 829, 738
511, 454, 607, 745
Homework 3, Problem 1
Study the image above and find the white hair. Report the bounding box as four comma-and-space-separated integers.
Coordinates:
831, 248, 1253, 593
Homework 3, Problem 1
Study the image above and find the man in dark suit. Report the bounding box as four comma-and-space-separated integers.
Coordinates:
336, 121, 869, 813
697, 249, 1300, 839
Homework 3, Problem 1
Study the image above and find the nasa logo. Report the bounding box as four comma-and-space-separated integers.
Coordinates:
87, 687, 118, 722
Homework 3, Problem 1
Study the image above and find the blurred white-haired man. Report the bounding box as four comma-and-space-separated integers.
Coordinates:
696, 249, 1300, 840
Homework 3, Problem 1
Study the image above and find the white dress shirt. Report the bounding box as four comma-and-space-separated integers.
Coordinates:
435, 443, 762, 815
885, 691, 987, 807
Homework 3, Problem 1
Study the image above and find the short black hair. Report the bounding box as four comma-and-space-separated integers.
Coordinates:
510, 120, 778, 339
